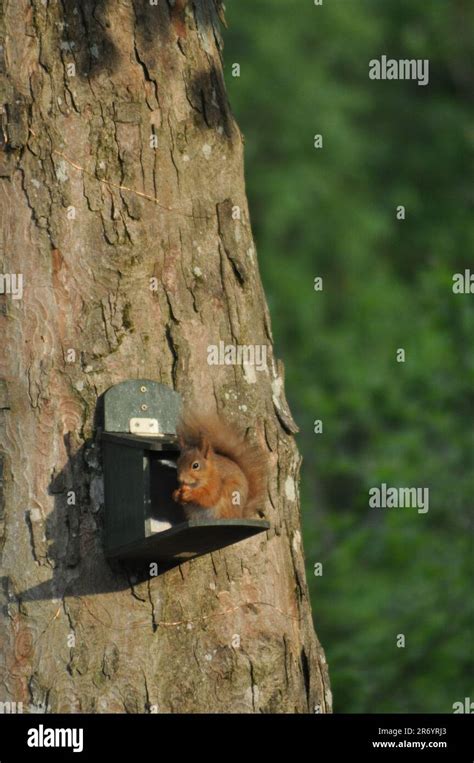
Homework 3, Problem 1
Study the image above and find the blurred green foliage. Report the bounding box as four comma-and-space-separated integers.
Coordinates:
224, 0, 474, 712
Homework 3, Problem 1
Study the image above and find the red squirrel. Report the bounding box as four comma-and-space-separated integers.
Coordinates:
172, 412, 267, 520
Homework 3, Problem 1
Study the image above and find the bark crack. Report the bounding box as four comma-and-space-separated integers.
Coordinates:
167, 111, 181, 192
146, 579, 158, 633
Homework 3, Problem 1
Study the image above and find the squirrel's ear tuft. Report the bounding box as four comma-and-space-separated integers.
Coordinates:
201, 436, 211, 458
177, 433, 186, 450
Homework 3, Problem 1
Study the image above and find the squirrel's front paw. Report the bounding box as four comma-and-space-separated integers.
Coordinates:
178, 485, 194, 502
173, 485, 194, 503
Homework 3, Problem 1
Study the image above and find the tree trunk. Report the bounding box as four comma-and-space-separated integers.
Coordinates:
0, 0, 330, 714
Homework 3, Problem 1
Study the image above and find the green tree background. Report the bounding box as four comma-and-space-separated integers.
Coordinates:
224, 0, 473, 712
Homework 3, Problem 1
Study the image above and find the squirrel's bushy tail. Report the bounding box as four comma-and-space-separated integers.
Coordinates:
177, 411, 268, 517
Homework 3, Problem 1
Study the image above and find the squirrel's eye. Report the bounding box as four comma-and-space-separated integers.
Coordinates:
192, 461, 200, 470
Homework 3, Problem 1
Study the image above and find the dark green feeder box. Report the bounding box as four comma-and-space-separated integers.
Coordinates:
102, 379, 269, 569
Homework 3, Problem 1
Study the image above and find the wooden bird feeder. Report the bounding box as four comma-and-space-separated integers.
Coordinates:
101, 379, 269, 569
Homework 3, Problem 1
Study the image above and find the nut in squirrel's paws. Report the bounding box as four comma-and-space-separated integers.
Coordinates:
173, 485, 194, 503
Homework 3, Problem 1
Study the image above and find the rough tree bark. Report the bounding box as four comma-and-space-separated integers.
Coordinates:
0, 0, 331, 714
